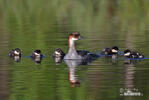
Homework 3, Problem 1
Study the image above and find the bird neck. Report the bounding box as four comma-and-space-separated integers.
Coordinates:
68, 38, 76, 52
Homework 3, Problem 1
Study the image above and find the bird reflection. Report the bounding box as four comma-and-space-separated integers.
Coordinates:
53, 57, 63, 65
102, 55, 119, 64
124, 56, 145, 65
124, 59, 136, 89
10, 56, 21, 62
64, 60, 82, 87
32, 57, 42, 64
52, 48, 99, 87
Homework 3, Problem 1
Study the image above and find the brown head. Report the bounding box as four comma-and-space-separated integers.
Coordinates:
68, 32, 82, 47
68, 32, 82, 41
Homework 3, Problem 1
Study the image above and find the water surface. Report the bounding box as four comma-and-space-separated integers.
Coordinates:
0, 0, 149, 100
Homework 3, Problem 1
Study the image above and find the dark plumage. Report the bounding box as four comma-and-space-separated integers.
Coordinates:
101, 46, 119, 55
52, 48, 65, 64
101, 48, 112, 55
9, 48, 21, 57
124, 49, 144, 59
31, 49, 43, 64
52, 48, 65, 58
31, 49, 42, 58
76, 50, 99, 60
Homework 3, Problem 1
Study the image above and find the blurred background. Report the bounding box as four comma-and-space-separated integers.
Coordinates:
0, 0, 149, 100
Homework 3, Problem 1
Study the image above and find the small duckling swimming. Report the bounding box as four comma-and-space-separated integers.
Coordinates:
9, 48, 21, 57
124, 49, 144, 59
101, 46, 119, 55
31, 50, 43, 63
136, 52, 144, 58
31, 50, 42, 58
52, 48, 65, 58
9, 48, 21, 62
52, 48, 65, 64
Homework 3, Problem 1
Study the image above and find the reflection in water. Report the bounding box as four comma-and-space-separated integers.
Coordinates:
124, 59, 136, 89
53, 57, 63, 65
9, 56, 21, 62
124, 59, 132, 65
32, 57, 42, 64
0, 0, 148, 99
64, 60, 82, 87
102, 55, 119, 64
54, 52, 99, 87
111, 54, 118, 59
0, 60, 9, 100
111, 55, 119, 64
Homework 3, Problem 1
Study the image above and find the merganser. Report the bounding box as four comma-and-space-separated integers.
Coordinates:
9, 48, 21, 57
111, 46, 119, 54
52, 48, 65, 64
52, 48, 65, 58
31, 50, 43, 63
64, 32, 99, 60
124, 49, 144, 59
101, 46, 119, 55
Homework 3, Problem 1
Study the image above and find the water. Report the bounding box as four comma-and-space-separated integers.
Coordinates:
0, 0, 149, 100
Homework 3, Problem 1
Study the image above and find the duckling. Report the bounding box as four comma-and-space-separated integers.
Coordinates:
101, 48, 112, 55
31, 50, 43, 63
52, 48, 65, 64
111, 46, 119, 54
124, 49, 132, 58
9, 48, 21, 57
52, 48, 65, 58
31, 50, 42, 58
124, 49, 144, 59
101, 46, 119, 55
136, 52, 144, 58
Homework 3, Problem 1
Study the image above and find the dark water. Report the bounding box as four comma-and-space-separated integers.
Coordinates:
0, 0, 149, 100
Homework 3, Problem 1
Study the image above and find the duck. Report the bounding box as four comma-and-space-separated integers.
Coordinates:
101, 46, 119, 55
52, 48, 65, 64
31, 49, 43, 63
124, 49, 144, 59
52, 48, 65, 58
64, 32, 99, 60
31, 50, 43, 58
9, 48, 21, 57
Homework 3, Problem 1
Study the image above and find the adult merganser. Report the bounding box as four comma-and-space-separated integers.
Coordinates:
64, 32, 99, 60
